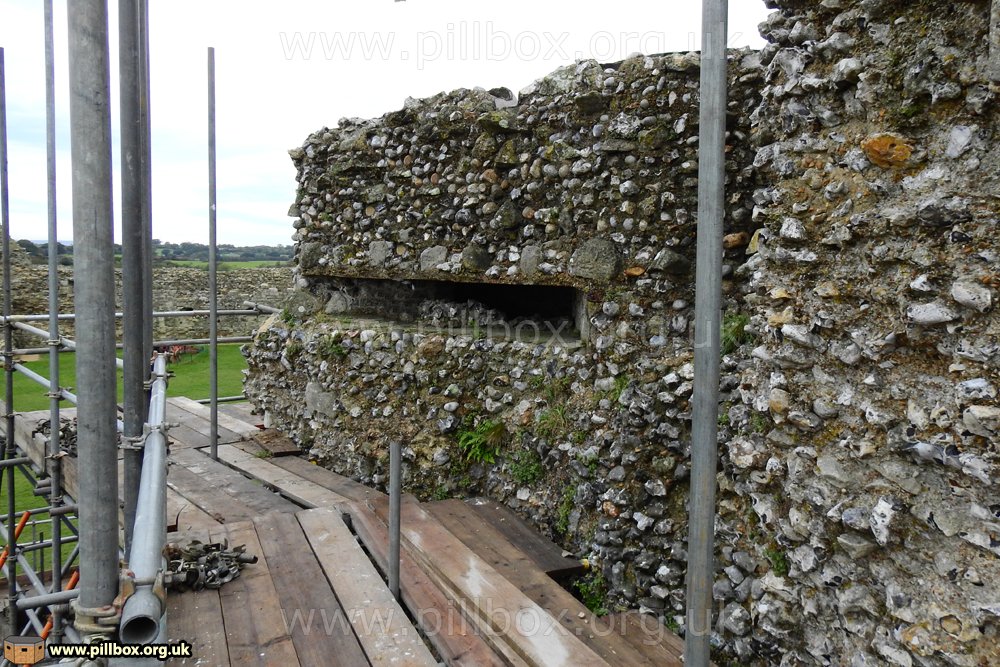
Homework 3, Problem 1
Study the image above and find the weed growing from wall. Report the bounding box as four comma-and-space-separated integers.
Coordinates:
573, 571, 609, 616
457, 419, 507, 464
721, 311, 754, 355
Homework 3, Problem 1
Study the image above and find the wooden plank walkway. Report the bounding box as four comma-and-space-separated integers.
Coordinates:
220, 437, 687, 666
6, 401, 687, 666
298, 507, 437, 666
421, 499, 655, 666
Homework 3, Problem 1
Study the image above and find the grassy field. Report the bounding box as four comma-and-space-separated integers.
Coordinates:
4, 344, 250, 568
164, 344, 248, 399
12, 344, 248, 412
12, 353, 123, 413
163, 259, 289, 269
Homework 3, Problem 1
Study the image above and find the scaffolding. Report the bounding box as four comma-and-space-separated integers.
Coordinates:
0, 0, 280, 657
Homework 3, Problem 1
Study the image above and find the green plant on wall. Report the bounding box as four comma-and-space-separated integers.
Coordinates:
537, 405, 568, 439
765, 546, 789, 576
573, 571, 609, 616
457, 418, 507, 464
721, 311, 754, 355
610, 374, 630, 403
545, 376, 572, 402
509, 449, 543, 485
318, 333, 348, 359
556, 483, 577, 534
718, 402, 731, 427
750, 411, 769, 433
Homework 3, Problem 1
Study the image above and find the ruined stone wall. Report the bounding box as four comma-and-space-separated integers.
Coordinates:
245, 1, 1000, 665
245, 46, 763, 646
727, 0, 999, 665
2, 264, 293, 347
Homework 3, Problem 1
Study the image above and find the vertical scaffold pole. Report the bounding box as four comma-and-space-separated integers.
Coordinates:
120, 0, 145, 556
388, 440, 401, 600
139, 0, 153, 382
1, 45, 19, 640
44, 0, 65, 643
207, 47, 219, 461
684, 1, 728, 666
67, 0, 120, 617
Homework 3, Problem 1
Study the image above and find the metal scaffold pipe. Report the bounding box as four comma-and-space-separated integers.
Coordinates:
242, 300, 281, 315
0, 46, 19, 638
66, 0, 120, 616
11, 363, 78, 407
3, 309, 263, 322
16, 588, 80, 612
13, 335, 253, 357
389, 439, 401, 601
195, 395, 245, 405
43, 0, 65, 644
119, 354, 168, 645
138, 0, 153, 386
207, 47, 219, 461
120, 0, 147, 555
685, 1, 728, 666
10, 320, 124, 370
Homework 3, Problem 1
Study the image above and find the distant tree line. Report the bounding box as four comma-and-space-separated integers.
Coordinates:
15, 239, 74, 265
153, 240, 293, 262
15, 239, 293, 266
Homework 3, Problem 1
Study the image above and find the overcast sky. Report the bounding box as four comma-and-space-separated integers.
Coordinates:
0, 1, 770, 246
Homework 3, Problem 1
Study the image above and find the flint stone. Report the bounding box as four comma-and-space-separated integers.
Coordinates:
461, 244, 492, 271
299, 242, 323, 270
650, 248, 691, 274
420, 245, 448, 271
305, 382, 338, 416
951, 281, 993, 312
570, 239, 622, 282
906, 301, 958, 325
368, 240, 390, 267
832, 58, 863, 85
838, 533, 877, 559
963, 405, 1000, 438
520, 245, 543, 277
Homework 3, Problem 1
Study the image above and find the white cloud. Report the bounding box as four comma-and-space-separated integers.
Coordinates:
1, 0, 770, 245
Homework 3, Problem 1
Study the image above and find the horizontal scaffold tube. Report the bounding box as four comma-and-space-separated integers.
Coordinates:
242, 300, 280, 314
2, 308, 265, 323
13, 335, 252, 357
12, 321, 124, 370
119, 354, 168, 645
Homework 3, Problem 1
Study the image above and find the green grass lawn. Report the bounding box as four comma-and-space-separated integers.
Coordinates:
12, 353, 123, 413
163, 344, 248, 399
3, 344, 250, 571
12, 344, 247, 411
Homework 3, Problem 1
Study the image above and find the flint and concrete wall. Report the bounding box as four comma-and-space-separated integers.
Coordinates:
246, 1, 1000, 664
730, 0, 999, 664
246, 46, 763, 646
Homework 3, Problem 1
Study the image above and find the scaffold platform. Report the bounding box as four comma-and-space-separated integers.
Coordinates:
4, 399, 689, 666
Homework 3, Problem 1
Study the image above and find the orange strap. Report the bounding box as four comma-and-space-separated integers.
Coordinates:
40, 570, 80, 640
0, 510, 32, 570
